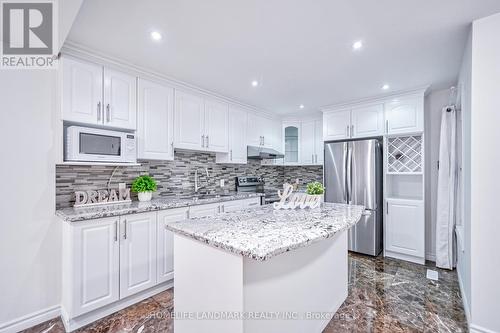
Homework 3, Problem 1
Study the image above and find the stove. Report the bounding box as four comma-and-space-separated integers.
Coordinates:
235, 176, 281, 205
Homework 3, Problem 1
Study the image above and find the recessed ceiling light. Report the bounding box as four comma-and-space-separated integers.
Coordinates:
299, 104, 305, 109
382, 84, 390, 90
352, 40, 363, 50
150, 31, 162, 41
251, 80, 259, 87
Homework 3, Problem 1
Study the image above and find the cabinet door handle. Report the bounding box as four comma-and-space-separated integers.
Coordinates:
123, 219, 127, 239
230, 149, 233, 161
114, 220, 118, 242
206, 135, 209, 148
171, 142, 174, 156
97, 102, 102, 122
351, 125, 354, 136
386, 120, 389, 133
201, 135, 205, 148
106, 104, 111, 122
386, 202, 389, 214
263, 136, 265, 146
312, 154, 314, 163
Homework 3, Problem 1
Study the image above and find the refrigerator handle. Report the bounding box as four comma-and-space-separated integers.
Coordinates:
343, 142, 348, 203
346, 142, 352, 204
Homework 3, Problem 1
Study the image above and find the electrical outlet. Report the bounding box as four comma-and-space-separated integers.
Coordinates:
118, 183, 126, 190
220, 179, 225, 187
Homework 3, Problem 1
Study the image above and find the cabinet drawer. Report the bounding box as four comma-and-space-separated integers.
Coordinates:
189, 203, 221, 218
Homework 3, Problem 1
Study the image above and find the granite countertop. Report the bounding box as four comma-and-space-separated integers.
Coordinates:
56, 192, 264, 222
166, 203, 364, 261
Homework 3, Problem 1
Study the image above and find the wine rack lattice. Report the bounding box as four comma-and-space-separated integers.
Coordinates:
387, 135, 422, 173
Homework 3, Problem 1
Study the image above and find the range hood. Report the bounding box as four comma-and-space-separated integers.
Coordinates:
247, 146, 284, 160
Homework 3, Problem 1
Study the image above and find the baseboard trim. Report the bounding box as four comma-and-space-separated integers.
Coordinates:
470, 324, 499, 333
61, 282, 173, 332
425, 252, 436, 262
0, 305, 60, 333
456, 269, 471, 328
385, 251, 425, 265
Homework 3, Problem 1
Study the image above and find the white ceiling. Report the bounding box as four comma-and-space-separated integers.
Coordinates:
67, 0, 500, 115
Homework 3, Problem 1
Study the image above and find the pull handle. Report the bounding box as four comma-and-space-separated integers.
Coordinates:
386, 120, 389, 133
386, 202, 389, 214
206, 135, 209, 148
171, 142, 174, 156
230, 149, 233, 161
201, 135, 205, 148
114, 220, 118, 242
346, 125, 349, 138
123, 219, 127, 239
106, 104, 111, 122
351, 125, 354, 137
97, 102, 102, 122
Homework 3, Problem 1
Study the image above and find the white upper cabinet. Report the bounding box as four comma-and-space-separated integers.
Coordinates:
174, 90, 229, 153
70, 217, 120, 317
174, 90, 205, 150
247, 113, 281, 151
103, 68, 137, 130
323, 110, 351, 141
351, 104, 384, 138
315, 120, 324, 165
62, 56, 137, 130
300, 121, 315, 165
204, 99, 229, 152
385, 96, 423, 135
119, 212, 157, 299
283, 123, 300, 165
137, 78, 174, 160
62, 57, 103, 125
216, 106, 248, 164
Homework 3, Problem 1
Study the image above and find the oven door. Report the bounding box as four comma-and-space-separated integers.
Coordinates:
66, 126, 136, 163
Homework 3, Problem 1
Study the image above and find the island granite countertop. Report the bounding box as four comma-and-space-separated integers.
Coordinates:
56, 192, 264, 222
166, 203, 364, 261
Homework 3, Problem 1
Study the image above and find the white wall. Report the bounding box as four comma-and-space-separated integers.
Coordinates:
469, 12, 500, 333
424, 88, 450, 262
0, 71, 60, 330
457, 28, 472, 323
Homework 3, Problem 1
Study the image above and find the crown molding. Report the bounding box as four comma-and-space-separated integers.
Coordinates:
319, 85, 430, 112
61, 40, 280, 120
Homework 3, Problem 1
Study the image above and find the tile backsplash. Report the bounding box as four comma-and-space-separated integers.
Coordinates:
56, 150, 323, 209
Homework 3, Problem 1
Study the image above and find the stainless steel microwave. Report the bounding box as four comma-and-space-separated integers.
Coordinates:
65, 126, 136, 163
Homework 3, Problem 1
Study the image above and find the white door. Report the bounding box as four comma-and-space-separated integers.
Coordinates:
385, 199, 425, 258
229, 106, 248, 163
314, 120, 324, 165
301, 121, 315, 165
351, 104, 384, 138
62, 57, 103, 125
157, 208, 189, 283
385, 97, 423, 135
137, 79, 174, 160
189, 203, 220, 218
323, 110, 351, 141
120, 212, 157, 298
72, 217, 119, 316
247, 113, 265, 146
174, 91, 205, 150
205, 99, 229, 153
103, 68, 137, 130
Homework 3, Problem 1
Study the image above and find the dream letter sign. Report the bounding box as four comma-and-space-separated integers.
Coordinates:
273, 184, 321, 210
74, 188, 131, 208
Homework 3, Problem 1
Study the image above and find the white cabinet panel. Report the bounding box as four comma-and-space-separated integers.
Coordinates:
301, 121, 315, 165
314, 120, 324, 165
385, 199, 424, 259
323, 110, 350, 141
240, 197, 261, 208
119, 212, 157, 299
157, 208, 188, 284
205, 99, 229, 152
385, 97, 423, 135
247, 113, 266, 147
174, 91, 205, 150
137, 79, 174, 160
103, 68, 137, 130
351, 104, 384, 138
189, 203, 221, 218
221, 200, 244, 213
216, 106, 248, 164
71, 217, 119, 316
62, 57, 103, 125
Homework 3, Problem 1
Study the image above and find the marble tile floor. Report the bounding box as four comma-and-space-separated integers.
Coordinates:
20, 253, 467, 333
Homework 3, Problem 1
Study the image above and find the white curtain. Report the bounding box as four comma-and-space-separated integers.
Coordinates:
436, 106, 458, 269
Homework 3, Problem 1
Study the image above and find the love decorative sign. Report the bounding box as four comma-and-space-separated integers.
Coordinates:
273, 184, 322, 210
74, 188, 131, 208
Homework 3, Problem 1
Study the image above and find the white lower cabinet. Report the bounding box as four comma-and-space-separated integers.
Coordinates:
157, 208, 189, 284
221, 197, 261, 212
385, 199, 425, 264
69, 217, 120, 317
189, 202, 221, 218
119, 212, 157, 298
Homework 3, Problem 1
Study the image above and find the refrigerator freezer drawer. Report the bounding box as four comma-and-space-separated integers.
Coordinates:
348, 209, 383, 256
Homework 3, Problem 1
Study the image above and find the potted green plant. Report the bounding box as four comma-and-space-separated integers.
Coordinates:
306, 181, 325, 203
131, 175, 157, 202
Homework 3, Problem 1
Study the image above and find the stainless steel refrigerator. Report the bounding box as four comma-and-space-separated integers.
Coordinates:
324, 138, 383, 256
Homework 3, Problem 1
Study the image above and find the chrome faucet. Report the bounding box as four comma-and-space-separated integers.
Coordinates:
194, 168, 210, 193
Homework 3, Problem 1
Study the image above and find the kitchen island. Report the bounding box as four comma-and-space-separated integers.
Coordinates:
166, 203, 364, 333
